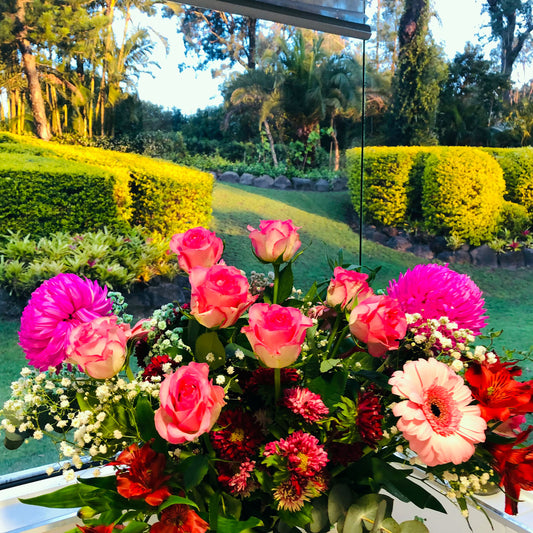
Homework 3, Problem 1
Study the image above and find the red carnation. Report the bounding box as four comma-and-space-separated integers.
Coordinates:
109, 442, 171, 506
150, 505, 209, 533
489, 427, 533, 514
465, 360, 533, 422
141, 355, 180, 381
210, 409, 264, 461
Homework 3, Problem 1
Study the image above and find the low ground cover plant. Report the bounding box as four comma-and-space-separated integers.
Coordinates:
0, 228, 180, 298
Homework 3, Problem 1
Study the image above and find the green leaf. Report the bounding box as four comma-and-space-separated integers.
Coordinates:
158, 494, 199, 511
196, 332, 226, 369
343, 494, 390, 533
328, 483, 354, 525
135, 395, 158, 443
310, 498, 329, 533
79, 475, 117, 491
380, 517, 401, 533
309, 370, 347, 409
20, 484, 99, 508
175, 454, 210, 490
121, 521, 149, 533
278, 503, 313, 528
217, 516, 264, 533
277, 263, 294, 303
399, 520, 430, 533
370, 459, 446, 513
320, 358, 342, 373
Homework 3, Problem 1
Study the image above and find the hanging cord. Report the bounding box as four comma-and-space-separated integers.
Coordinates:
359, 38, 366, 267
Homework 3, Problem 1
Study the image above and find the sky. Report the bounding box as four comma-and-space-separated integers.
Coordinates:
133, 0, 527, 115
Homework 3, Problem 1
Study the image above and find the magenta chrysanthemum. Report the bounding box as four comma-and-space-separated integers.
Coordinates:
387, 264, 487, 335
389, 358, 487, 467
19, 273, 112, 370
283, 387, 329, 423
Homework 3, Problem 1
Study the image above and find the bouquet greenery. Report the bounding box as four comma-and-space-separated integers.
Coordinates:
2, 220, 533, 533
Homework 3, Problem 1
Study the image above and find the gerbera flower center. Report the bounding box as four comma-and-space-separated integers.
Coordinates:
230, 428, 244, 442
297, 452, 308, 472
422, 384, 462, 436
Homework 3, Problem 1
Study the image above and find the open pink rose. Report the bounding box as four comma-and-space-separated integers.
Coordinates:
349, 295, 407, 357
241, 303, 314, 368
66, 316, 130, 379
190, 264, 256, 329
248, 220, 301, 263
155, 362, 226, 444
326, 267, 374, 311
169, 227, 223, 273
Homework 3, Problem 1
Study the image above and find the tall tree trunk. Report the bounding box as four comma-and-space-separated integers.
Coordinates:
14, 0, 51, 140
247, 18, 257, 69
263, 119, 278, 167
330, 116, 340, 171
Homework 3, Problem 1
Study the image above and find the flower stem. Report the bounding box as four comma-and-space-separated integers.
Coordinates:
326, 314, 342, 355
125, 364, 135, 382
331, 325, 351, 359
274, 367, 281, 404
273, 263, 280, 304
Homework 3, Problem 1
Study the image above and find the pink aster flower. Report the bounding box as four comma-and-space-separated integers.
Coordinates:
283, 387, 329, 423
227, 460, 257, 497
264, 431, 328, 477
387, 264, 487, 336
19, 273, 112, 370
389, 358, 487, 467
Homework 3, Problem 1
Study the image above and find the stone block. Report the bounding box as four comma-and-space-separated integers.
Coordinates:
239, 173, 255, 185
314, 179, 330, 192
292, 177, 313, 190
218, 171, 239, 183
253, 174, 274, 188
470, 244, 498, 267
498, 251, 525, 269
273, 175, 293, 189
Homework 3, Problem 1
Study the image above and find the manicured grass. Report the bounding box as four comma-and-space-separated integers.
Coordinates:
1, 181, 532, 474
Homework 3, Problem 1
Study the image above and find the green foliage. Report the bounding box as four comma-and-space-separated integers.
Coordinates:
0, 228, 180, 297
484, 147, 533, 215
0, 152, 125, 236
346, 146, 433, 227
0, 134, 214, 237
421, 147, 506, 245
497, 201, 531, 234
387, 1, 447, 145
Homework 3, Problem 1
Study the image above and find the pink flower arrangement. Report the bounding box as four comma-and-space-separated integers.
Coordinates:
387, 263, 488, 335
19, 273, 112, 370
389, 358, 487, 466
7, 221, 533, 532
169, 226, 223, 273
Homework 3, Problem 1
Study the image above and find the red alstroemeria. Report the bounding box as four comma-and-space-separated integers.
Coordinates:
109, 442, 171, 506
489, 426, 533, 515
465, 360, 533, 422
150, 504, 209, 533
77, 525, 115, 533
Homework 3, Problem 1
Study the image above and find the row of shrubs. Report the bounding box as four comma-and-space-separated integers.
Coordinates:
0, 133, 213, 237
346, 146, 533, 245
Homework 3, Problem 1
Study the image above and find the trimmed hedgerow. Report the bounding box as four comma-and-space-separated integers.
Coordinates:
421, 147, 505, 245
483, 147, 533, 216
0, 153, 126, 236
346, 146, 434, 227
0, 134, 214, 236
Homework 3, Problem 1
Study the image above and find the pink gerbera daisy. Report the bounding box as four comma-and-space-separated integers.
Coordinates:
19, 273, 112, 370
387, 264, 487, 335
389, 358, 487, 466
283, 387, 329, 423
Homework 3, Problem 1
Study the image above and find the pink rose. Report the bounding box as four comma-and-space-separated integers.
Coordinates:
241, 303, 314, 368
190, 265, 257, 329
348, 295, 407, 358
326, 267, 374, 311
154, 362, 225, 444
66, 316, 130, 379
169, 227, 223, 273
248, 220, 301, 263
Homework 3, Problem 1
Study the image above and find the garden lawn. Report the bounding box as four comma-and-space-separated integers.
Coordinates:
1, 181, 532, 474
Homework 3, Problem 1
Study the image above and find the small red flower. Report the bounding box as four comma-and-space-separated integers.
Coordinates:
141, 355, 180, 381
489, 427, 533, 514
465, 360, 533, 422
243, 367, 299, 394
150, 505, 209, 533
211, 409, 264, 461
283, 387, 329, 423
356, 388, 384, 447
109, 442, 171, 506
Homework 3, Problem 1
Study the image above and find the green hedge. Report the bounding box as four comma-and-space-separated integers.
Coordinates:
0, 134, 214, 237
421, 147, 505, 245
0, 153, 125, 235
346, 145, 507, 244
483, 147, 533, 216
